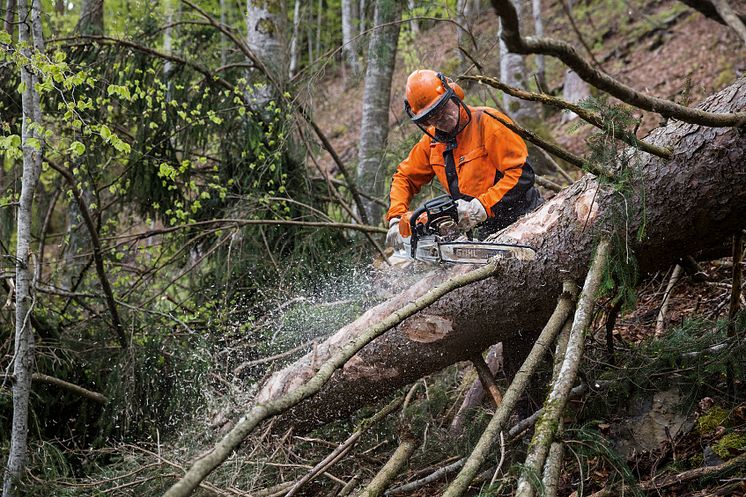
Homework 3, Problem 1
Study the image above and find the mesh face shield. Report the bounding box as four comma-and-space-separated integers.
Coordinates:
404, 72, 471, 142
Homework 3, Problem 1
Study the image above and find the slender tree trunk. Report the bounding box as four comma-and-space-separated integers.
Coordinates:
342, 0, 360, 77
407, 0, 418, 35
256, 78, 746, 431
220, 0, 227, 68
532, 0, 545, 90
4, 0, 16, 38
75, 0, 103, 35
3, 0, 44, 495
315, 0, 322, 62
356, 0, 401, 225
499, 0, 536, 120
456, 0, 475, 74
246, 0, 287, 107
359, 0, 367, 36
163, 0, 175, 100
288, 0, 301, 77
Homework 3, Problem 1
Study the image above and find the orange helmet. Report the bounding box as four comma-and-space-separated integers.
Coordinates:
404, 70, 465, 124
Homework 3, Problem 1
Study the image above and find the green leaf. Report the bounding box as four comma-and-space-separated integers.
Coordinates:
99, 125, 111, 141
69, 141, 85, 157
0, 31, 11, 45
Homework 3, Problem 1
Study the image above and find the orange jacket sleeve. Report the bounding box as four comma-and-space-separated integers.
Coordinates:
476, 110, 530, 216
386, 135, 435, 221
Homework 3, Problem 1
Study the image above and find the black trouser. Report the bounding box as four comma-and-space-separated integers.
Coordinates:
476, 186, 543, 240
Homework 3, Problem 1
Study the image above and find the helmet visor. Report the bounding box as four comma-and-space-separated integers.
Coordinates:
405, 85, 454, 125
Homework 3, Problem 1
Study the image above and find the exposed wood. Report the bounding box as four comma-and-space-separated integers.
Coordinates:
470, 353, 503, 407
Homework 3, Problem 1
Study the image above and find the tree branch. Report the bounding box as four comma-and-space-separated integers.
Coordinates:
515, 239, 611, 497
711, 0, 746, 45
47, 160, 128, 348
467, 75, 674, 160
163, 258, 505, 497
353, 430, 418, 497
1, 373, 107, 404
482, 110, 588, 172
442, 280, 579, 497
490, 0, 746, 127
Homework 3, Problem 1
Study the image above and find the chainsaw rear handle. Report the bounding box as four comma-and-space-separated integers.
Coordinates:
409, 204, 428, 258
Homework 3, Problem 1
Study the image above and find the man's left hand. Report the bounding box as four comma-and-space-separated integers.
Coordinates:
456, 198, 487, 231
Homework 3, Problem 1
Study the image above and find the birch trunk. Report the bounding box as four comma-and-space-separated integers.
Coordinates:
4, 0, 16, 37
256, 78, 746, 431
359, 0, 367, 36
246, 0, 287, 107
499, 0, 537, 120
407, 0, 418, 35
2, 0, 44, 494
532, 0, 545, 90
288, 0, 300, 78
456, 0, 475, 75
342, 0, 360, 77
356, 0, 401, 225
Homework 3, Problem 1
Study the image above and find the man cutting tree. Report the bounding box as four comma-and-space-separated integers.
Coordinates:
386, 69, 542, 249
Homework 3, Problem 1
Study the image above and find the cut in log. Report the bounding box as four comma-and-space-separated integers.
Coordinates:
256, 78, 746, 432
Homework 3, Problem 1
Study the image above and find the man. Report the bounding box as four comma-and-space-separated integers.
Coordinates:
386, 70, 541, 248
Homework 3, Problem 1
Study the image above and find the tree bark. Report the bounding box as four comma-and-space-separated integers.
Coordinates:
341, 0, 360, 77
532, 0, 545, 90
246, 0, 287, 107
4, 0, 16, 37
355, 0, 401, 224
499, 0, 538, 121
256, 78, 746, 431
75, 0, 103, 35
3, 0, 43, 495
678, 0, 746, 26
456, 0, 475, 75
288, 0, 300, 78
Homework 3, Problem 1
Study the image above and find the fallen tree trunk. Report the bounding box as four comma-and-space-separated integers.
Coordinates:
256, 78, 746, 431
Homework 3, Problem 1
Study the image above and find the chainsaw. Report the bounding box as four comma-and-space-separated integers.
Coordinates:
403, 195, 536, 265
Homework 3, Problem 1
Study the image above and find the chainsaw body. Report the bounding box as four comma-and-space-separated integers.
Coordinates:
406, 195, 536, 265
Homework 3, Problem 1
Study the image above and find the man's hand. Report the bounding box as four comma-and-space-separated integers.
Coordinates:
386, 218, 403, 249
456, 198, 487, 231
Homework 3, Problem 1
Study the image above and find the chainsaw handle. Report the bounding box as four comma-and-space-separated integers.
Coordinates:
409, 204, 428, 258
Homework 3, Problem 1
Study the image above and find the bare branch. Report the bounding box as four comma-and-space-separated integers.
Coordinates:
47, 160, 128, 348
466, 75, 674, 160
515, 240, 611, 497
442, 280, 579, 497
490, 0, 746, 127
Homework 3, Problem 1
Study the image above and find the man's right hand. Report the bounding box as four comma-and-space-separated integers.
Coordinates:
386, 217, 403, 249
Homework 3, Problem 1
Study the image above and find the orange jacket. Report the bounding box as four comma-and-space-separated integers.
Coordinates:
386, 106, 530, 222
